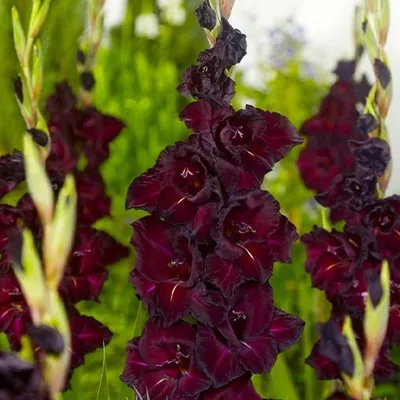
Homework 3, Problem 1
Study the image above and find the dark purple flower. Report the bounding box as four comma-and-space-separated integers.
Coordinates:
76, 107, 126, 168
200, 374, 263, 400
121, 319, 210, 400
197, 283, 303, 386
126, 136, 220, 225
315, 169, 377, 222
348, 195, 400, 259
302, 227, 369, 303
130, 216, 226, 326
326, 392, 352, 400
205, 191, 297, 296
350, 137, 391, 178
60, 225, 129, 303
0, 152, 25, 200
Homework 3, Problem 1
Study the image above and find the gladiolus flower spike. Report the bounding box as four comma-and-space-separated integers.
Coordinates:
122, 5, 304, 399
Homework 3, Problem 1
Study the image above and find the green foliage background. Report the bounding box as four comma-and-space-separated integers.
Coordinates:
0, 1, 399, 400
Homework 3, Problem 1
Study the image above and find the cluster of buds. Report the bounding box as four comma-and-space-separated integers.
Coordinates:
121, 2, 304, 399
299, 1, 397, 399
0, 0, 128, 398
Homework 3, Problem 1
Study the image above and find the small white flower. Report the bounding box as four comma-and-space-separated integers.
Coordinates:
162, 6, 187, 26
135, 13, 160, 39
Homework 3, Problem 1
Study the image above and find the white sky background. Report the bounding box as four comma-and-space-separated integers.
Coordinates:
104, 0, 400, 193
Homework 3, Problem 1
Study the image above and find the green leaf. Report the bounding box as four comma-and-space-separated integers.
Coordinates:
96, 344, 111, 400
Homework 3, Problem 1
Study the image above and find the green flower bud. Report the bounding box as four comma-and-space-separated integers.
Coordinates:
11, 7, 26, 66
12, 229, 47, 326
24, 133, 54, 224
364, 260, 390, 377
30, 0, 52, 38
44, 175, 77, 289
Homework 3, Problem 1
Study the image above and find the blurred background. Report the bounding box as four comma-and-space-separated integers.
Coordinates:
0, 0, 399, 399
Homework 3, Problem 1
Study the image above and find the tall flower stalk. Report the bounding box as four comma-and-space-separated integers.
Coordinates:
299, 1, 397, 399
122, 2, 304, 399
11, 0, 74, 397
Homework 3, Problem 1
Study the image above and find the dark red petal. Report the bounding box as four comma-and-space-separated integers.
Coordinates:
306, 341, 340, 380
157, 186, 198, 224
236, 242, 273, 283
190, 283, 227, 327
233, 283, 274, 338
134, 370, 178, 400
205, 255, 242, 297
202, 374, 262, 400
126, 169, 161, 211
196, 325, 245, 387
259, 110, 303, 162
130, 271, 158, 317
121, 338, 148, 382
157, 282, 191, 326
60, 271, 108, 303
267, 215, 299, 262
270, 308, 305, 352
214, 157, 260, 195
237, 332, 278, 374
131, 216, 175, 281
69, 308, 112, 353
176, 355, 211, 396
179, 99, 232, 134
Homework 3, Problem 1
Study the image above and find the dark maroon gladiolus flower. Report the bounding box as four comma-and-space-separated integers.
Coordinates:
130, 216, 226, 326
121, 319, 210, 400
197, 283, 303, 386
315, 169, 377, 222
124, 8, 303, 397
60, 225, 129, 303
126, 137, 220, 224
206, 192, 297, 296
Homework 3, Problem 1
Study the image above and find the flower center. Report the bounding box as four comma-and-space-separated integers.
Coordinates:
230, 309, 247, 340
174, 344, 190, 375
225, 219, 257, 244
177, 161, 205, 196
370, 208, 395, 232
168, 258, 191, 281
